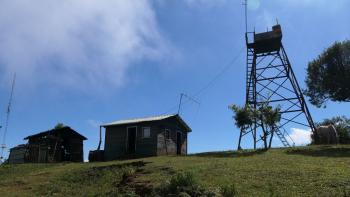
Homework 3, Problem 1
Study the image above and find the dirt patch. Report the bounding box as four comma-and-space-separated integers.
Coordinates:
115, 161, 154, 196
91, 161, 147, 171
86, 161, 148, 179
31, 172, 50, 176
0, 179, 27, 188
158, 166, 176, 175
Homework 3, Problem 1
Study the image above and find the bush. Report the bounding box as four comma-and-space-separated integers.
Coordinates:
168, 171, 198, 191
221, 184, 237, 197
158, 172, 238, 196
158, 171, 219, 196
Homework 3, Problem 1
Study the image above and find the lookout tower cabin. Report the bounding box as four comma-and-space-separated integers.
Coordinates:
101, 114, 191, 161
8, 126, 87, 164
240, 23, 316, 150
246, 24, 282, 54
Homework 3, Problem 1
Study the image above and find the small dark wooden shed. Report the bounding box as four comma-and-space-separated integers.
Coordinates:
8, 126, 87, 163
101, 114, 191, 161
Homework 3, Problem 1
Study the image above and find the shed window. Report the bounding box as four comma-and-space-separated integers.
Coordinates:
142, 127, 151, 138
165, 129, 171, 140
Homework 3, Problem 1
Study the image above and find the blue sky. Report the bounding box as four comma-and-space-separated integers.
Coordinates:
0, 0, 349, 160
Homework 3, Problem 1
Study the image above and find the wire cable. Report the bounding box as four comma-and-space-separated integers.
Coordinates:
160, 46, 245, 115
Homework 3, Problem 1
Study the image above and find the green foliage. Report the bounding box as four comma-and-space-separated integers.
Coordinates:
221, 184, 237, 197
315, 116, 350, 144
1, 146, 350, 196
169, 171, 198, 189
304, 40, 350, 108
47, 164, 138, 196
258, 103, 281, 128
54, 123, 65, 129
230, 103, 281, 149
158, 171, 204, 196
229, 104, 254, 129
229, 104, 281, 129
158, 171, 234, 196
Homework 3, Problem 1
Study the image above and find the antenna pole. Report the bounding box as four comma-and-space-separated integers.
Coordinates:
177, 93, 200, 115
244, 0, 248, 33
0, 73, 16, 161
177, 93, 184, 115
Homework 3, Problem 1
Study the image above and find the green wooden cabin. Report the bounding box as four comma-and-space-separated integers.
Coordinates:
102, 114, 191, 160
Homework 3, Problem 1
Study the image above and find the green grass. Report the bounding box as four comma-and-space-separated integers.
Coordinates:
1, 145, 350, 196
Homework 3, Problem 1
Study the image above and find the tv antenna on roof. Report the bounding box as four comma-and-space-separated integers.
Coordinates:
177, 93, 200, 115
0, 73, 16, 162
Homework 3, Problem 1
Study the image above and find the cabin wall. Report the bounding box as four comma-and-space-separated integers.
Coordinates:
104, 126, 128, 161
156, 118, 188, 156
104, 123, 158, 161
134, 123, 158, 157
104, 118, 189, 160
25, 137, 84, 163
27, 139, 53, 163
69, 139, 84, 162
8, 146, 27, 164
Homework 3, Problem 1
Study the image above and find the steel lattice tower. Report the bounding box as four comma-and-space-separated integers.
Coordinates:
237, 24, 316, 150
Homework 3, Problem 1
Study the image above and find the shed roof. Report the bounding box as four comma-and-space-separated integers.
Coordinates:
102, 114, 191, 132
24, 126, 87, 140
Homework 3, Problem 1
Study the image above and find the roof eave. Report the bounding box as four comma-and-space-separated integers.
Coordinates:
174, 114, 192, 132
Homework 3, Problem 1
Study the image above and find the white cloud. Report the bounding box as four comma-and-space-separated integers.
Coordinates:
0, 0, 169, 91
288, 128, 312, 146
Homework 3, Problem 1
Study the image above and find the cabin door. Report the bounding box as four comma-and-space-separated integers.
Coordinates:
176, 132, 182, 155
38, 146, 47, 163
127, 127, 137, 154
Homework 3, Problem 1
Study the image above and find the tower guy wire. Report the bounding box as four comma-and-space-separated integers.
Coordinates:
161, 46, 245, 115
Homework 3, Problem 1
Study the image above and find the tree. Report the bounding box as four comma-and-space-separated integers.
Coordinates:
258, 104, 281, 148
54, 123, 65, 129
314, 116, 350, 144
229, 104, 254, 150
304, 40, 350, 108
229, 104, 281, 149
229, 104, 254, 129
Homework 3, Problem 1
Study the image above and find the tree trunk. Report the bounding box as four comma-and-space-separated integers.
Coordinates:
268, 126, 275, 148
260, 122, 268, 149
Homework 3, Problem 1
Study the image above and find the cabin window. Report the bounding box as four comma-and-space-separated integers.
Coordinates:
142, 127, 151, 138
165, 129, 171, 140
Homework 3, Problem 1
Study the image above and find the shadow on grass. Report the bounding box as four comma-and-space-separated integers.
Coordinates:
285, 146, 350, 157
192, 149, 268, 158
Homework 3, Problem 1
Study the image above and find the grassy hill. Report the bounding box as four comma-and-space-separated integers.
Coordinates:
0, 145, 350, 196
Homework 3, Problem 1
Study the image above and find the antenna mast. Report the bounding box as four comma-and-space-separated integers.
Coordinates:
177, 93, 200, 115
244, 0, 248, 33
0, 73, 16, 161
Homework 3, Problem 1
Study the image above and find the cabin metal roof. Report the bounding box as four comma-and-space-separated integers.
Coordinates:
24, 126, 87, 140
102, 114, 192, 132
